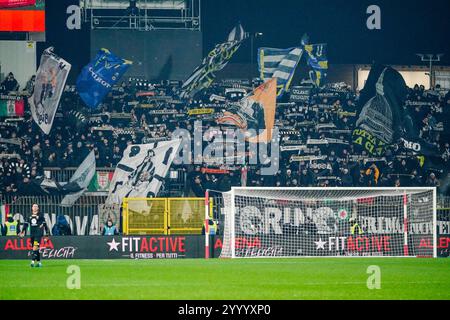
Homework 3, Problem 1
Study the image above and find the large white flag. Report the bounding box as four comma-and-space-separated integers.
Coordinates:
106, 139, 182, 205
29, 47, 71, 135
61, 150, 96, 206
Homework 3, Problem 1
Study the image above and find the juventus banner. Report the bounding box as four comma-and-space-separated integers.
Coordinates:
217, 78, 277, 143
258, 47, 303, 97
29, 47, 71, 135
106, 139, 182, 205
179, 23, 246, 99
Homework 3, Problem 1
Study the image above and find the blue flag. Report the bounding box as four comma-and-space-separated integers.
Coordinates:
76, 48, 132, 109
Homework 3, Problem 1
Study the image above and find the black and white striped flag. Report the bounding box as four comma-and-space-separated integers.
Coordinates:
258, 47, 303, 97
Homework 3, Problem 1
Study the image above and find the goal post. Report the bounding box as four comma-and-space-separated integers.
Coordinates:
217, 187, 437, 258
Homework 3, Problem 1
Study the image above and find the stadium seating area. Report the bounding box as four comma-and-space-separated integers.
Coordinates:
1, 74, 449, 199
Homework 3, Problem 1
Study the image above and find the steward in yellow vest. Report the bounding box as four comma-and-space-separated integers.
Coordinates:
4, 217, 19, 236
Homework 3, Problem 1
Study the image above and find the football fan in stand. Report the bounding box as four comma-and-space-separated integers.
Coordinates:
18, 204, 50, 268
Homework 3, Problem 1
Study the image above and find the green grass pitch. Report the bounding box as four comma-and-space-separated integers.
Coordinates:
1, 258, 449, 300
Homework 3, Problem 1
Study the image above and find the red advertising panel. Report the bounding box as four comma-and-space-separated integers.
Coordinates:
0, 0, 45, 32
0, 0, 36, 8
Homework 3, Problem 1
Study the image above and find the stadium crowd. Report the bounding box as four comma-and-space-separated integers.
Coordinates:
1, 72, 450, 199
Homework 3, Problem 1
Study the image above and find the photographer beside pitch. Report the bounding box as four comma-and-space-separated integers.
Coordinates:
18, 204, 50, 268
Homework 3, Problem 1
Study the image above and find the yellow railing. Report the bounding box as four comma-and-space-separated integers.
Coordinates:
122, 197, 212, 235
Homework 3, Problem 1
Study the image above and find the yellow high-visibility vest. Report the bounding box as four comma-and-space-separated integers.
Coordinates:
204, 220, 218, 235
5, 221, 18, 236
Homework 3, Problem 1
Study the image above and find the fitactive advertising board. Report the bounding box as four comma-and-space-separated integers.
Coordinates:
0, 0, 45, 32
1, 234, 448, 259
0, 236, 205, 259
211, 235, 450, 258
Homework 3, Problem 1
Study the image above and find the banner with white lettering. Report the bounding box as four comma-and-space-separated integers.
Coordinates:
5, 208, 99, 236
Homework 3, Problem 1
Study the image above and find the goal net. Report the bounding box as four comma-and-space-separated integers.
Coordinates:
219, 187, 437, 258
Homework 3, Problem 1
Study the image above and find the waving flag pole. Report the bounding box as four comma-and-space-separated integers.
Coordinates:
301, 33, 329, 87
179, 22, 247, 99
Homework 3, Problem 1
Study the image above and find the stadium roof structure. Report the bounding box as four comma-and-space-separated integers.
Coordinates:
80, 0, 200, 31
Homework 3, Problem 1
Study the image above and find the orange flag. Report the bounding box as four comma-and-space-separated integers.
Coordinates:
217, 78, 277, 143
248, 78, 277, 143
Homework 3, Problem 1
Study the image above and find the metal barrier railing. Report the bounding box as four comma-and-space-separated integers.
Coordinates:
42, 167, 186, 197
438, 195, 450, 209
43, 167, 114, 183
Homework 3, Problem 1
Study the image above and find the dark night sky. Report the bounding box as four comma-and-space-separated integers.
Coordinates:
38, 0, 450, 74
202, 0, 450, 65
